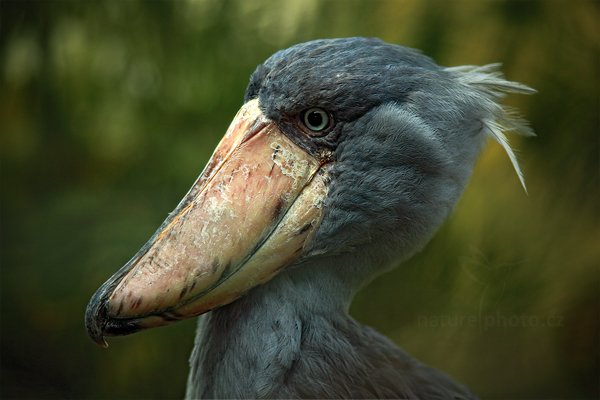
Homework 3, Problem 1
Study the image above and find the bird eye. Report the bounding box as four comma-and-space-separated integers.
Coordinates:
302, 108, 330, 133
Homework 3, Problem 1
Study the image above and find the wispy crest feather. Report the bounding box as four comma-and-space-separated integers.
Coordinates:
446, 63, 536, 192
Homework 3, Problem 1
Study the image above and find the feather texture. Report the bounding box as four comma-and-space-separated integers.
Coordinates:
446, 64, 536, 192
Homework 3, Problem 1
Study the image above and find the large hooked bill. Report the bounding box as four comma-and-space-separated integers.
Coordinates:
85, 99, 331, 347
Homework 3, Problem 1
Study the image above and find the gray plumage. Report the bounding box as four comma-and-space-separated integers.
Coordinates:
182, 37, 534, 399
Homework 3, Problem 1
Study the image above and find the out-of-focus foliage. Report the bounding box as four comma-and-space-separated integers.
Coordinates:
1, 0, 598, 398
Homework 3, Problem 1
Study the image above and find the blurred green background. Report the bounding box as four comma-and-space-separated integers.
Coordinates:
1, 0, 598, 398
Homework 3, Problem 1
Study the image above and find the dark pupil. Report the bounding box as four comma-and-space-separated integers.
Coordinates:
307, 111, 323, 129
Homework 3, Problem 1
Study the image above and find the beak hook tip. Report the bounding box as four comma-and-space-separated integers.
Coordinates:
95, 336, 109, 349
85, 286, 111, 349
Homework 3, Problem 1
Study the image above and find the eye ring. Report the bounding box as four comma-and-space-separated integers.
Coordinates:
302, 108, 331, 134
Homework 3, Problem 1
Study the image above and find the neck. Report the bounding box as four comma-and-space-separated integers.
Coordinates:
185, 257, 364, 399
184, 253, 474, 399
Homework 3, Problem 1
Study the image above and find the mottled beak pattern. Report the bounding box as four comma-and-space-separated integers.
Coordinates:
86, 99, 330, 347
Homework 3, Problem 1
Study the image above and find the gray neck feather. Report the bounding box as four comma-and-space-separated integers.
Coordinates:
185, 256, 475, 399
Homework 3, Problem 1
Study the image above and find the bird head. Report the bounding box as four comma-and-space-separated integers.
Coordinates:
86, 38, 534, 346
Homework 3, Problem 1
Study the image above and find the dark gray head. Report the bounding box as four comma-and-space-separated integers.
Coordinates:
247, 37, 533, 279
85, 37, 534, 345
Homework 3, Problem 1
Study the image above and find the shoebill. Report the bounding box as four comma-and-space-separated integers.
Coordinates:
86, 37, 534, 399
